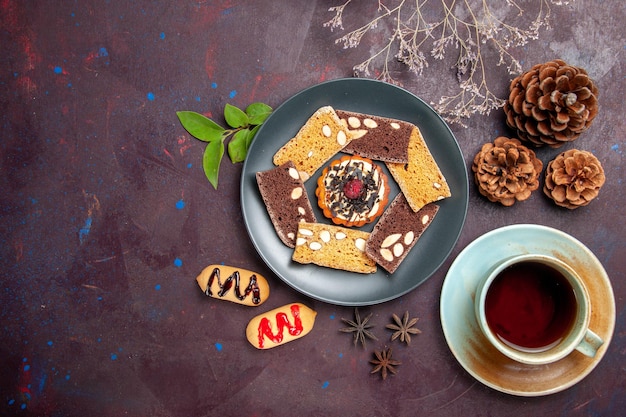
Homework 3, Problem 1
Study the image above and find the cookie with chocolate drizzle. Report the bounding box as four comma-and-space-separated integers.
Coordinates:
316, 155, 390, 227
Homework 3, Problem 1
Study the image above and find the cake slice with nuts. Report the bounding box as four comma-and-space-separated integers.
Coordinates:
256, 161, 317, 248
386, 126, 451, 212
336, 109, 412, 163
292, 222, 377, 274
366, 193, 439, 274
273, 106, 356, 181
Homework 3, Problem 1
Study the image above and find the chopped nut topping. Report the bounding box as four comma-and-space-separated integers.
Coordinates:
297, 207, 306, 215
309, 242, 322, 251
381, 233, 402, 248
433, 182, 442, 189
421, 214, 430, 225
355, 238, 366, 251
291, 187, 303, 200
296, 237, 306, 246
335, 232, 347, 240
380, 248, 394, 262
322, 125, 332, 137
287, 232, 295, 240
288, 167, 300, 179
363, 118, 378, 128
404, 231, 414, 245
320, 230, 331, 242
393, 243, 404, 257
299, 228, 313, 236
337, 130, 347, 146
390, 122, 401, 129
347, 117, 361, 128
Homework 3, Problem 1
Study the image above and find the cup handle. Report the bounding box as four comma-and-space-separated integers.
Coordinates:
575, 329, 604, 358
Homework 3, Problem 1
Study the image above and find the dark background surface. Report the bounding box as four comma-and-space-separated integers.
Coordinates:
1, 1, 624, 416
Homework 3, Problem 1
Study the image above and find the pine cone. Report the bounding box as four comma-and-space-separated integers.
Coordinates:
472, 137, 543, 206
543, 149, 605, 209
504, 59, 599, 148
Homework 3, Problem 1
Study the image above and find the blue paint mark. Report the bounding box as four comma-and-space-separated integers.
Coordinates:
222, 7, 234, 15
187, 163, 193, 168
329, 314, 335, 320
211, 82, 218, 89
174, 258, 183, 267
338, 353, 343, 358
21, 403, 26, 410
159, 32, 165, 40
47, 341, 53, 346
54, 66, 63, 74
147, 92, 155, 101
97, 296, 103, 301
175, 199, 185, 210
229, 90, 237, 99
23, 357, 28, 362
97, 338, 102, 342
155, 284, 161, 291
110, 353, 117, 360
321, 381, 329, 389
39, 373, 48, 392
98, 47, 109, 57
79, 217, 92, 244
23, 364, 30, 372
65, 374, 70, 381
215, 342, 223, 351
8, 399, 15, 405
195, 96, 201, 102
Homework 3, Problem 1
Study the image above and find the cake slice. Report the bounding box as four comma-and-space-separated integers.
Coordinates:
292, 222, 376, 274
256, 161, 317, 248
272, 106, 354, 181
386, 126, 451, 212
336, 109, 412, 163
366, 194, 439, 274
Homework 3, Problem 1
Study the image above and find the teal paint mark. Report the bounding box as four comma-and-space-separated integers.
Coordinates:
79, 217, 92, 244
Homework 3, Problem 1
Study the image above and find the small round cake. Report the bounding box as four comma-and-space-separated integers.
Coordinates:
316, 155, 390, 227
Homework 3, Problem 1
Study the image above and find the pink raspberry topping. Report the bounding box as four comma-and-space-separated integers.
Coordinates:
343, 179, 364, 199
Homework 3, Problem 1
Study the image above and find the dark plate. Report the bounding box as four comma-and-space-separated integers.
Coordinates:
241, 78, 468, 306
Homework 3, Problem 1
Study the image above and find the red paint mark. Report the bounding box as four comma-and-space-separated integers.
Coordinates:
61, 104, 70, 116
163, 148, 174, 162
204, 44, 217, 79
15, 75, 37, 95
177, 136, 193, 156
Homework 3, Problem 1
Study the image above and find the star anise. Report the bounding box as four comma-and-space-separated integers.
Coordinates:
370, 347, 401, 380
339, 308, 378, 348
386, 311, 421, 345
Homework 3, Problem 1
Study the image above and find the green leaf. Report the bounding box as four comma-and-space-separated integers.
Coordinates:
224, 104, 249, 128
203, 139, 225, 189
176, 111, 225, 142
228, 129, 251, 163
246, 102, 273, 125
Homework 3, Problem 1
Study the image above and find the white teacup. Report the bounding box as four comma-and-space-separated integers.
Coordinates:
474, 254, 603, 365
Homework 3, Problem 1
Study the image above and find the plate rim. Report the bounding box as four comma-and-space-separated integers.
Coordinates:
241, 77, 469, 306
440, 223, 616, 396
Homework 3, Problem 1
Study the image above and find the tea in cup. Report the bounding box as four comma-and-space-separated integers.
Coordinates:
474, 254, 603, 365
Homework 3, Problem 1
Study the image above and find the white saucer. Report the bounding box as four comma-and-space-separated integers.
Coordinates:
440, 224, 615, 396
